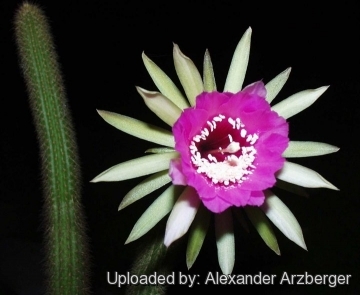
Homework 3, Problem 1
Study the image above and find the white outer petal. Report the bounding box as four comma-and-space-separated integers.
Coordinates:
164, 187, 201, 247
173, 44, 203, 106
97, 110, 175, 147
118, 171, 171, 210
265, 67, 291, 103
145, 147, 176, 154
203, 49, 217, 92
224, 27, 252, 93
276, 161, 339, 190
215, 209, 235, 275
261, 190, 307, 250
142, 52, 189, 110
283, 141, 340, 158
136, 87, 182, 126
271, 86, 329, 119
125, 185, 182, 244
90, 152, 178, 182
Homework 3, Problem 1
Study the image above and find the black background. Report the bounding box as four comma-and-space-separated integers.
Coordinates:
0, 1, 359, 294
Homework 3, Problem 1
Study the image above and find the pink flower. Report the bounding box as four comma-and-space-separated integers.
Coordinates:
170, 82, 289, 213
92, 28, 339, 274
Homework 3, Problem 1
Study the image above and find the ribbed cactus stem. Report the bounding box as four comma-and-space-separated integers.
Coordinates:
14, 3, 89, 294
126, 226, 176, 295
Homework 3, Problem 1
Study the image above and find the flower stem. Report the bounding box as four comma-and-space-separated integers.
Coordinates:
14, 3, 89, 294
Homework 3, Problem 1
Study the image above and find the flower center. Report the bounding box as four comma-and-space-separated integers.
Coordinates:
189, 114, 258, 186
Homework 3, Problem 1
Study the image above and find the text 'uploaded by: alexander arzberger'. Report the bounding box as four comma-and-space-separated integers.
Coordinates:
107, 271, 352, 288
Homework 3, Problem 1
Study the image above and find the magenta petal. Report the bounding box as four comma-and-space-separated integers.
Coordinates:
247, 190, 265, 206
169, 159, 187, 185
195, 91, 231, 115
217, 188, 251, 207
173, 108, 209, 142
241, 81, 267, 98
171, 81, 289, 213
202, 194, 232, 213
256, 133, 289, 155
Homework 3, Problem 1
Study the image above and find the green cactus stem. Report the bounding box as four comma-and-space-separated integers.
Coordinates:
126, 225, 178, 295
14, 3, 89, 294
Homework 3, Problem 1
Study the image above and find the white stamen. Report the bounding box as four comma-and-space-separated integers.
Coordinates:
228, 118, 236, 129
236, 118, 241, 129
241, 129, 247, 138
228, 134, 233, 143
246, 134, 253, 142
208, 154, 217, 163
190, 145, 197, 151
213, 116, 223, 122
219, 114, 225, 119
207, 121, 214, 132
203, 128, 209, 136
250, 134, 259, 145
